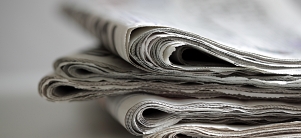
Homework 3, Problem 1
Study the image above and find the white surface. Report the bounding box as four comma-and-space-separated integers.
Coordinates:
0, 0, 137, 137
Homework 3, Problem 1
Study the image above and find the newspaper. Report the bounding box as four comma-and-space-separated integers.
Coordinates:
63, 0, 301, 75
38, 47, 301, 102
37, 0, 301, 137
105, 93, 301, 136
144, 122, 301, 138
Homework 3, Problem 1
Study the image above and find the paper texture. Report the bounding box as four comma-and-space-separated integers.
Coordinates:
39, 47, 301, 102
105, 93, 301, 136
38, 0, 301, 137
63, 0, 301, 75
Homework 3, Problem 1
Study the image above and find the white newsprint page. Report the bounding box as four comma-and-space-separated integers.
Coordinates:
64, 0, 301, 75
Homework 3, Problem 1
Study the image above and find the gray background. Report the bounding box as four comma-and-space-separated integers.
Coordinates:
0, 0, 136, 137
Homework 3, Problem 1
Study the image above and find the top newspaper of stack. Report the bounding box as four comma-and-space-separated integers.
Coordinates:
63, 0, 301, 76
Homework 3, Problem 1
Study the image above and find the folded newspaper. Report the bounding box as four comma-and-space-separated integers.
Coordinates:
105, 93, 301, 137
63, 0, 301, 75
39, 47, 301, 102
39, 0, 301, 137
144, 122, 301, 138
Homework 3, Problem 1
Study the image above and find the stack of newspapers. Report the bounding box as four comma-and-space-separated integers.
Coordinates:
39, 0, 301, 137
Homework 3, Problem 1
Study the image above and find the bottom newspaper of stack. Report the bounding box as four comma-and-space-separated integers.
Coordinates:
39, 47, 301, 137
